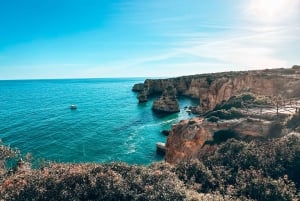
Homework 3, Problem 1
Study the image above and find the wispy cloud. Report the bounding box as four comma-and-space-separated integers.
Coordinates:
116, 0, 300, 73
1, 0, 299, 79
177, 27, 299, 67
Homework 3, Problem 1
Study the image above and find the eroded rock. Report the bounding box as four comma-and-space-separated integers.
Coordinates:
165, 117, 273, 164
132, 83, 144, 92
138, 90, 148, 103
152, 86, 180, 114
134, 66, 300, 113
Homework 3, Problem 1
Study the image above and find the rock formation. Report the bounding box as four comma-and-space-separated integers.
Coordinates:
132, 66, 300, 164
132, 83, 144, 92
165, 117, 275, 164
161, 130, 170, 136
134, 67, 300, 113
152, 86, 180, 113
138, 90, 148, 103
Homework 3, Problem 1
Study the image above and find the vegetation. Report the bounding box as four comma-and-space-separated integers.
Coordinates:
214, 93, 273, 111
205, 108, 245, 122
0, 132, 299, 200
287, 112, 300, 131
0, 140, 19, 181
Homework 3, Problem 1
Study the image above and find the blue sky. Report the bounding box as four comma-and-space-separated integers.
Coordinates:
0, 0, 299, 79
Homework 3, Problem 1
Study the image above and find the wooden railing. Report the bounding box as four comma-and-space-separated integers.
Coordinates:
239, 96, 300, 117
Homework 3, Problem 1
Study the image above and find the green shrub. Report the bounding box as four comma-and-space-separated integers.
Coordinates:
174, 160, 217, 193
235, 169, 298, 201
204, 108, 244, 120
267, 121, 283, 138
214, 93, 273, 111
1, 135, 300, 200
0, 162, 188, 201
0, 140, 19, 182
287, 113, 300, 130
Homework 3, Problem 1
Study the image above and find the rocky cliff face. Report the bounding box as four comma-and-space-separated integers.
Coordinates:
133, 66, 300, 164
165, 117, 274, 163
152, 86, 180, 113
134, 67, 300, 113
132, 83, 144, 92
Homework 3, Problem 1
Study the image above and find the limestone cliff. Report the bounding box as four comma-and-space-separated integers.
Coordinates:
152, 86, 180, 113
133, 66, 300, 164
132, 83, 144, 92
134, 67, 300, 113
165, 117, 273, 164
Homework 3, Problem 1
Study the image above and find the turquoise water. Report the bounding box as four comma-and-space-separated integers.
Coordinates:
0, 78, 198, 164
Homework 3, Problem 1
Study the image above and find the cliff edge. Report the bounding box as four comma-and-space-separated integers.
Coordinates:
133, 66, 300, 164
133, 66, 300, 113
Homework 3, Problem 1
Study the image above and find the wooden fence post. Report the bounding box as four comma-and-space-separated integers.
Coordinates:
276, 101, 279, 117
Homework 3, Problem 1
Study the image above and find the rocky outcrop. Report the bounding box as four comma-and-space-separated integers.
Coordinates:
152, 86, 180, 113
138, 90, 148, 103
161, 130, 170, 136
165, 117, 274, 164
164, 90, 300, 164
134, 67, 300, 113
133, 83, 148, 103
131, 66, 300, 164
132, 83, 145, 92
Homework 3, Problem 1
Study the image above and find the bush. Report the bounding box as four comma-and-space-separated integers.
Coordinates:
1, 136, 300, 200
214, 93, 273, 111
174, 160, 217, 193
287, 113, 300, 130
235, 169, 298, 201
205, 108, 244, 120
0, 162, 188, 201
0, 140, 19, 182
267, 121, 283, 138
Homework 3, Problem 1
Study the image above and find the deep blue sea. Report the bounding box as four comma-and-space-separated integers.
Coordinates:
0, 78, 198, 164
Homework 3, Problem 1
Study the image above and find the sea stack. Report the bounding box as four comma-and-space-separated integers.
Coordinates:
152, 85, 180, 114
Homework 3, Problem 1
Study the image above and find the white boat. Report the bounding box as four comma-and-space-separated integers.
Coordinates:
156, 142, 166, 154
70, 105, 77, 110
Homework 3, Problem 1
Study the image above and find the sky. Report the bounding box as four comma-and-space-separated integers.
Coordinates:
0, 0, 299, 79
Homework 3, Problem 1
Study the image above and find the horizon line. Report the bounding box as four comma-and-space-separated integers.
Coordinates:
0, 65, 296, 81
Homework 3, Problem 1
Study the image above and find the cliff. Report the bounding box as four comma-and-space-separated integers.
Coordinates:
152, 85, 180, 113
165, 116, 276, 164
133, 67, 300, 113
133, 66, 300, 164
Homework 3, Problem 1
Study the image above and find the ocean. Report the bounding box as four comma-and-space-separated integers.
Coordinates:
0, 78, 198, 164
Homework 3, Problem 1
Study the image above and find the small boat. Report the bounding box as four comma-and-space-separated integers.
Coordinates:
156, 142, 166, 155
185, 109, 192, 114
70, 105, 77, 110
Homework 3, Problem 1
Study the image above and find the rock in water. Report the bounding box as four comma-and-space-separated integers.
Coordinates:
132, 83, 144, 92
138, 90, 148, 103
161, 130, 170, 136
133, 66, 300, 113
152, 86, 180, 114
